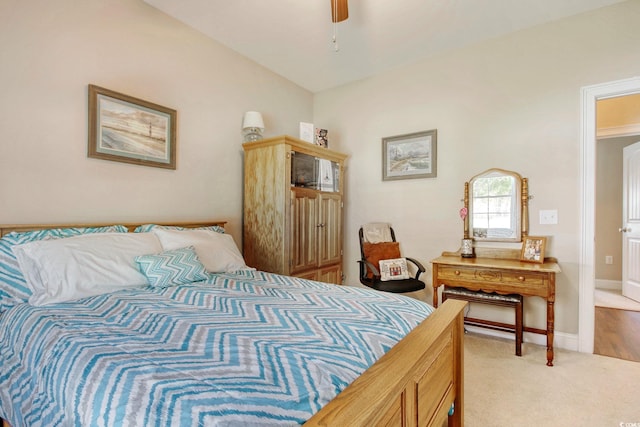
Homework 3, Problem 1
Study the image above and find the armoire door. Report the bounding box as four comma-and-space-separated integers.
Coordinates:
318, 193, 342, 267
290, 189, 318, 274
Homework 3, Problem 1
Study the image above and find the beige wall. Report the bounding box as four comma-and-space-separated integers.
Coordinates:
314, 0, 640, 337
0, 0, 313, 243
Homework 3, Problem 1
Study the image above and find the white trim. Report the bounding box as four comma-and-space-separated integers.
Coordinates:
595, 279, 622, 290
579, 76, 640, 354
597, 124, 640, 139
465, 325, 578, 352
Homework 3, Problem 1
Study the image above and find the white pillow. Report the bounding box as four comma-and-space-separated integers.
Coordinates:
12, 232, 162, 306
152, 228, 248, 273
379, 258, 410, 281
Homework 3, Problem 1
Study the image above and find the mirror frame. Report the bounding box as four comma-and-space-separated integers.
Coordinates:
463, 168, 529, 242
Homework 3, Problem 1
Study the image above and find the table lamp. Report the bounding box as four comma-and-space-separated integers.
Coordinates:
242, 111, 264, 142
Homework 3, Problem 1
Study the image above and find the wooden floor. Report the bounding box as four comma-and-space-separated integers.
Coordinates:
594, 306, 640, 362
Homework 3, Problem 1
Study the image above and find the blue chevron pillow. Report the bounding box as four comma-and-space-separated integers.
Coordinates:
135, 246, 208, 288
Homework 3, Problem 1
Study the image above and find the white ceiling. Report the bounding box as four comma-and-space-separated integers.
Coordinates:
144, 0, 627, 93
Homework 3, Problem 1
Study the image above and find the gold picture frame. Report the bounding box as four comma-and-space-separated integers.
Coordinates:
520, 236, 547, 263
88, 84, 176, 169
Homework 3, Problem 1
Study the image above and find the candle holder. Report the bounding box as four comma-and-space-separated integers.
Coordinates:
461, 238, 475, 258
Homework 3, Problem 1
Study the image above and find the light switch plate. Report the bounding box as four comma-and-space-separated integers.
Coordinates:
539, 210, 558, 225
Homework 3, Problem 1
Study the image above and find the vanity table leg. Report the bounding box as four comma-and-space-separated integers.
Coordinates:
546, 298, 555, 366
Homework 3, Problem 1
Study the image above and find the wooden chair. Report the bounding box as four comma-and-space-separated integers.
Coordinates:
442, 287, 523, 356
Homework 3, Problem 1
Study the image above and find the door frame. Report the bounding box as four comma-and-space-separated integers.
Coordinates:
579, 76, 640, 353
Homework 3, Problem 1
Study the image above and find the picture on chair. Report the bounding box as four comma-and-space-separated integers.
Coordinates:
379, 258, 410, 281
382, 129, 437, 181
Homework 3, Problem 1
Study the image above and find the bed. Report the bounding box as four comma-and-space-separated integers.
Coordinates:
0, 221, 465, 427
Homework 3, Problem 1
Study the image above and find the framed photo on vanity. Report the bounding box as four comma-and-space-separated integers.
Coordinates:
520, 236, 547, 263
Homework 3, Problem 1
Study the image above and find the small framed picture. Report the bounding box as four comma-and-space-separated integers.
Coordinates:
315, 128, 328, 147
520, 236, 547, 263
299, 122, 314, 143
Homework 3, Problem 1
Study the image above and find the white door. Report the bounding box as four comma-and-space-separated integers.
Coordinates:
622, 140, 640, 302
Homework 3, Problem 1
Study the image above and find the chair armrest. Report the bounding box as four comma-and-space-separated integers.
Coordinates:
357, 259, 381, 279
405, 257, 426, 280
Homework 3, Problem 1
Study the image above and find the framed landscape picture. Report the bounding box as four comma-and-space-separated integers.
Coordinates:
88, 84, 176, 169
382, 129, 437, 181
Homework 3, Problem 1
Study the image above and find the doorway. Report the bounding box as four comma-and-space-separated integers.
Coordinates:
593, 94, 640, 362
579, 77, 640, 354
595, 134, 640, 307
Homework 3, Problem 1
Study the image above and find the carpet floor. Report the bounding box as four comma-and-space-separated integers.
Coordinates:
464, 333, 640, 426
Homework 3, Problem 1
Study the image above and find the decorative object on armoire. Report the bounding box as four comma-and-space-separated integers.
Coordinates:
382, 129, 437, 181
88, 84, 177, 170
299, 122, 314, 143
243, 135, 347, 284
242, 111, 264, 142
315, 128, 328, 148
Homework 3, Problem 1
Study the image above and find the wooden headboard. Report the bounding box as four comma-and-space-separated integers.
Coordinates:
0, 220, 227, 238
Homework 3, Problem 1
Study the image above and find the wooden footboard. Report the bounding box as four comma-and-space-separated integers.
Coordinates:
306, 299, 467, 427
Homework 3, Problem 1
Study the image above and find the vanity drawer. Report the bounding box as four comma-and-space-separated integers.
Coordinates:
437, 265, 545, 289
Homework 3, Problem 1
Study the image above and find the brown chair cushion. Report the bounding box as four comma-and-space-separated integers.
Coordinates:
362, 242, 401, 279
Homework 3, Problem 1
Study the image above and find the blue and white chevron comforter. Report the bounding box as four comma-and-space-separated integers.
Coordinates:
0, 270, 433, 427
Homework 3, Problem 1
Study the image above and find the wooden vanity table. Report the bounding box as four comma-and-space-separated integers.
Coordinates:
432, 249, 561, 366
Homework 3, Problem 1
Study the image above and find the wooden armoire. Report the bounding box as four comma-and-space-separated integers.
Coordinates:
242, 135, 347, 284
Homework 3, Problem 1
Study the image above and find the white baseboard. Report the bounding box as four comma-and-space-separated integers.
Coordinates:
464, 325, 579, 352
595, 279, 622, 290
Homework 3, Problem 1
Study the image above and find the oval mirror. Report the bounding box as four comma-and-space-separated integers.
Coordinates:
464, 168, 529, 242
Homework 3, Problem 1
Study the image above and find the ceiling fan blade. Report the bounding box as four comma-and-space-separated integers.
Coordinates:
331, 0, 349, 23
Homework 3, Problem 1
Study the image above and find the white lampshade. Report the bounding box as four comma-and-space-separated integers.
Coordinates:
242, 111, 264, 130
242, 111, 264, 142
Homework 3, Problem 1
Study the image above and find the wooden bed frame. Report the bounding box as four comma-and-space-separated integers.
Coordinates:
0, 221, 466, 427
0, 221, 227, 237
